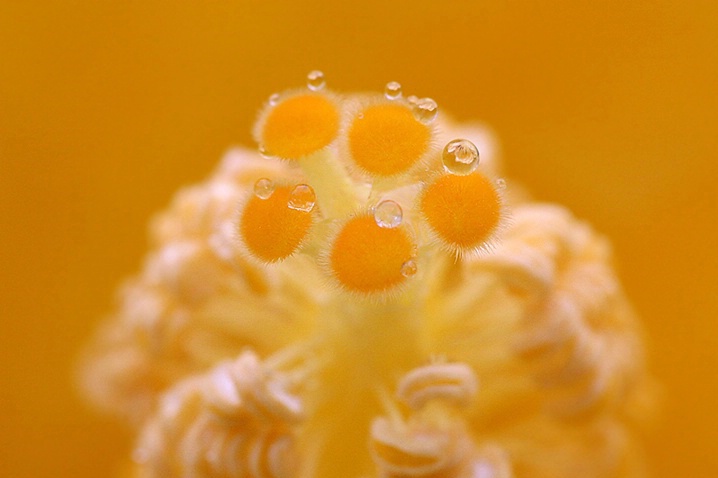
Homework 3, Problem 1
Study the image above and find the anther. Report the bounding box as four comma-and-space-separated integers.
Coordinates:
396, 362, 478, 410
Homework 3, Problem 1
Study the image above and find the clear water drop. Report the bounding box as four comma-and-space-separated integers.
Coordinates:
412, 97, 438, 124
442, 139, 480, 175
288, 184, 316, 212
268, 93, 280, 106
374, 200, 403, 228
384, 81, 402, 100
254, 178, 275, 200
258, 145, 272, 158
407, 95, 419, 104
357, 112, 364, 119
306, 70, 326, 91
496, 178, 507, 190
401, 259, 418, 278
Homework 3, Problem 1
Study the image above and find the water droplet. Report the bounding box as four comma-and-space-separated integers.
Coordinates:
259, 145, 272, 158
374, 200, 403, 228
412, 97, 438, 124
357, 112, 364, 120
254, 178, 275, 199
442, 139, 480, 175
401, 259, 418, 278
306, 70, 326, 91
288, 184, 316, 212
496, 178, 507, 190
268, 93, 280, 106
407, 95, 419, 105
384, 81, 402, 100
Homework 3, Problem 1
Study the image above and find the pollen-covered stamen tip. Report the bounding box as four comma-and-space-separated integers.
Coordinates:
348, 100, 433, 177
420, 156, 502, 254
240, 180, 316, 263
329, 209, 417, 294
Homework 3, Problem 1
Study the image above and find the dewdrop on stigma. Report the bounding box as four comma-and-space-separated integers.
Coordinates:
443, 139, 480, 176
306, 70, 326, 91
254, 178, 275, 199
80, 71, 655, 478
384, 81, 402, 100
288, 184, 316, 212
374, 200, 403, 229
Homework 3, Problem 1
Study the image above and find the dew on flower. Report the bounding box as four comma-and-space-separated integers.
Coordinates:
259, 145, 272, 158
496, 178, 507, 190
384, 81, 402, 100
306, 70, 326, 91
400, 259, 417, 278
412, 97, 438, 124
287, 184, 316, 212
373, 200, 403, 229
268, 93, 281, 106
442, 139, 480, 176
254, 178, 275, 200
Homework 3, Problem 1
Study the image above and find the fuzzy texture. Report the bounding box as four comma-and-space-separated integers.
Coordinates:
81, 83, 653, 478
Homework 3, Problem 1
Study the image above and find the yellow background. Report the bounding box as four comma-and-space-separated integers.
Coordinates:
1, 1, 716, 476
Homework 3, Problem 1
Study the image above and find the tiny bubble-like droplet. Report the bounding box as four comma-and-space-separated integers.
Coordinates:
288, 184, 316, 212
307, 70, 326, 91
357, 112, 364, 119
401, 259, 418, 278
268, 93, 280, 106
258, 145, 272, 158
407, 95, 419, 105
496, 178, 507, 190
384, 81, 402, 100
412, 97, 438, 124
374, 200, 403, 228
442, 139, 480, 175
254, 178, 275, 200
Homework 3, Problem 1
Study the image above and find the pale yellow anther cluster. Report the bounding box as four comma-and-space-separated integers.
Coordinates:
80, 75, 654, 478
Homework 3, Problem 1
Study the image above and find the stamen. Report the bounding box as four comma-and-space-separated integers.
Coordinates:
396, 362, 479, 410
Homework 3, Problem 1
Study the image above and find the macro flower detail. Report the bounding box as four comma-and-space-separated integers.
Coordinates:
81, 72, 653, 478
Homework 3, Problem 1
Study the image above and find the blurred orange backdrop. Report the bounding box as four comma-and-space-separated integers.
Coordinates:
1, 1, 716, 476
